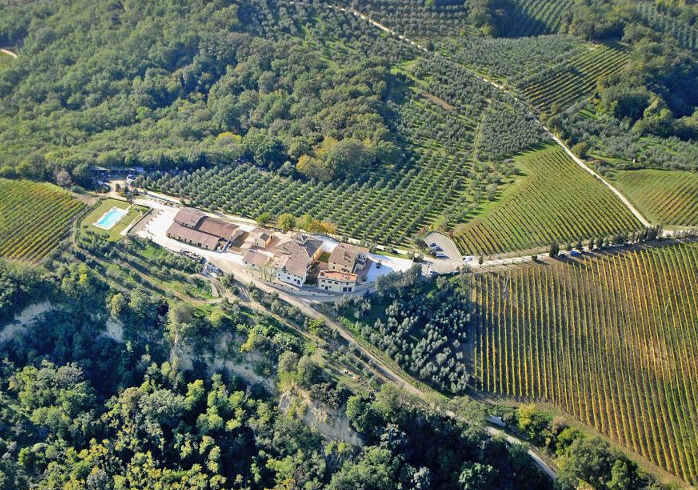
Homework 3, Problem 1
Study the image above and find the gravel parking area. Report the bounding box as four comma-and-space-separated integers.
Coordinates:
425, 232, 462, 260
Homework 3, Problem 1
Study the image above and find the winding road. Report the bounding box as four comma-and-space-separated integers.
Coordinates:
203, 247, 558, 479
0, 48, 17, 59
334, 4, 651, 230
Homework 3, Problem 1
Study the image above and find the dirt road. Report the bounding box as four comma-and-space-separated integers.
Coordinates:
335, 4, 650, 230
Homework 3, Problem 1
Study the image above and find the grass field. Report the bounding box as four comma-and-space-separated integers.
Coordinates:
82, 198, 147, 241
473, 242, 698, 484
517, 44, 629, 114
453, 146, 642, 256
0, 179, 86, 262
614, 169, 698, 227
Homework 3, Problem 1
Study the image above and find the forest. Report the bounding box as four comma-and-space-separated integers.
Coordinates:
0, 249, 561, 489
331, 266, 472, 395
0, 0, 408, 185
1, 248, 665, 489
1, 0, 698, 486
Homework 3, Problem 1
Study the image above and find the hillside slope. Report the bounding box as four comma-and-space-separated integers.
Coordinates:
474, 242, 698, 484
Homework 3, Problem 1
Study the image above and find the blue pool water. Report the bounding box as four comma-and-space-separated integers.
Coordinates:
95, 207, 127, 230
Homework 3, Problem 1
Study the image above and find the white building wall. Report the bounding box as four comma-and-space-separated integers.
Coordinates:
318, 278, 355, 293
277, 269, 305, 286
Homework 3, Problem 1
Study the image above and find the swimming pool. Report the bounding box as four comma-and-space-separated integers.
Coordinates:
94, 207, 128, 230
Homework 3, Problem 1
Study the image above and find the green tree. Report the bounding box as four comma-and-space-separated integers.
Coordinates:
109, 292, 127, 318
0, 165, 16, 178
458, 462, 497, 490
256, 212, 272, 225
277, 213, 296, 232
296, 355, 320, 387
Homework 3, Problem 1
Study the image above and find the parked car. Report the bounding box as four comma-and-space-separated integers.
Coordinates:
570, 250, 582, 257
435, 252, 448, 259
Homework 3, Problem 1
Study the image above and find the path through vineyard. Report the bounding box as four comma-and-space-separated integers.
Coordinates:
333, 3, 652, 229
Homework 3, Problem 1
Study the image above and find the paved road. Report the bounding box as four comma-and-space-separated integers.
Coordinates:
0, 48, 17, 59
425, 231, 462, 260
203, 232, 557, 478
485, 427, 557, 480
128, 194, 557, 477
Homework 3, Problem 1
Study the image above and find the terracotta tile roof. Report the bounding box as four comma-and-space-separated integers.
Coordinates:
243, 250, 271, 267
328, 243, 369, 271
250, 228, 272, 241
319, 270, 357, 283
284, 252, 310, 277
273, 240, 311, 276
174, 207, 239, 241
174, 207, 206, 228
167, 222, 220, 250
198, 217, 238, 240
295, 234, 324, 257
230, 229, 246, 244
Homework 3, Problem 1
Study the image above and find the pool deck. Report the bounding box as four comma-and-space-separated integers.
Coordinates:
94, 206, 129, 230
82, 198, 147, 241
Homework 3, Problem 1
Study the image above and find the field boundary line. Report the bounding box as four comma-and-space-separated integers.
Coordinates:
328, 2, 652, 229
545, 130, 651, 227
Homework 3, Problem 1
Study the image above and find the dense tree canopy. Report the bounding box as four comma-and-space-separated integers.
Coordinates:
333, 267, 472, 394
0, 256, 557, 489
0, 0, 402, 184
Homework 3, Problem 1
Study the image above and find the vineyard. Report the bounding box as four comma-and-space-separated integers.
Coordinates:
637, 2, 698, 51
615, 169, 698, 226
327, 0, 471, 39
141, 96, 479, 246
517, 44, 630, 114
504, 0, 574, 37
453, 146, 641, 256
473, 242, 698, 484
438, 34, 583, 83
0, 179, 85, 262
135, 0, 548, 247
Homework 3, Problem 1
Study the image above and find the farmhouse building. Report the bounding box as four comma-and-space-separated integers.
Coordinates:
167, 207, 240, 251
167, 222, 222, 251
292, 234, 325, 261
197, 218, 238, 241
328, 243, 369, 274
243, 249, 271, 269
274, 252, 308, 286
248, 228, 273, 249
175, 208, 205, 228
243, 249, 276, 280
265, 235, 326, 286
318, 270, 358, 293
